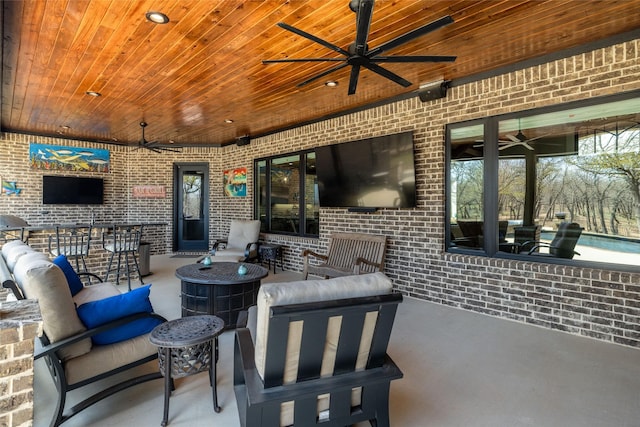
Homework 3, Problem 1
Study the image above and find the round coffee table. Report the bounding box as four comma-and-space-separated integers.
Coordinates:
175, 262, 268, 328
149, 315, 225, 426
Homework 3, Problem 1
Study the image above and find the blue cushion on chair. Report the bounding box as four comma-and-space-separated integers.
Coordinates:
53, 255, 84, 296
76, 285, 163, 345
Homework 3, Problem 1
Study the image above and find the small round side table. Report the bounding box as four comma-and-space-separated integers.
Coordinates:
258, 243, 284, 274
149, 315, 225, 426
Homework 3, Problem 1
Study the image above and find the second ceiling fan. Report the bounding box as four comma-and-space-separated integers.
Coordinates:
135, 122, 181, 153
262, 0, 457, 95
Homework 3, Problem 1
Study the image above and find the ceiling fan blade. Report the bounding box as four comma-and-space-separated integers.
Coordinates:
277, 22, 350, 57
262, 58, 344, 63
348, 65, 361, 95
362, 62, 412, 87
498, 142, 519, 150
354, 0, 374, 56
157, 146, 183, 153
371, 55, 457, 63
296, 62, 350, 88
367, 15, 454, 57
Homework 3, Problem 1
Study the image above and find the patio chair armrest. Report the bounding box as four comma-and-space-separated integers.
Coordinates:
527, 242, 549, 254
242, 241, 259, 261
234, 327, 262, 394
211, 239, 228, 254
77, 272, 104, 283
302, 250, 327, 262
34, 312, 167, 360
354, 257, 383, 274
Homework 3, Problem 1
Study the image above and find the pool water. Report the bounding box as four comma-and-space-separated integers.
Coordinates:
541, 231, 640, 254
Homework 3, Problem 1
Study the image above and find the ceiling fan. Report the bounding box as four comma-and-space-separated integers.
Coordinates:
500, 121, 548, 151
262, 0, 457, 95
135, 122, 181, 153
474, 120, 545, 151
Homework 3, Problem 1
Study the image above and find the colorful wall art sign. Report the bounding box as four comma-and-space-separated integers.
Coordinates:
223, 167, 247, 197
29, 143, 110, 172
1, 177, 21, 195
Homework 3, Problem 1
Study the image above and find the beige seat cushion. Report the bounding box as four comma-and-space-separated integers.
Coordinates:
13, 254, 91, 360
64, 333, 157, 385
209, 254, 243, 262
72, 282, 122, 306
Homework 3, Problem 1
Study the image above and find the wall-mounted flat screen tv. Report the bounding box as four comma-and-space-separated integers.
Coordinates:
316, 131, 416, 208
42, 175, 104, 205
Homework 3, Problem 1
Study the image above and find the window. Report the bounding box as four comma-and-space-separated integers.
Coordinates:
255, 150, 319, 237
447, 91, 640, 271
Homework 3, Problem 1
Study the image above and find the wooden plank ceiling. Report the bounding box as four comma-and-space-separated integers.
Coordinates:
2, 0, 640, 148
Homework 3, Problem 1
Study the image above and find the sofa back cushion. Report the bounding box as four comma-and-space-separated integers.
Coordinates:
254, 272, 393, 382
2, 240, 46, 270
13, 254, 91, 360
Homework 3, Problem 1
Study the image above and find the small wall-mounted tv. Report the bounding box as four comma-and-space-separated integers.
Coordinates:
315, 131, 416, 208
42, 175, 104, 205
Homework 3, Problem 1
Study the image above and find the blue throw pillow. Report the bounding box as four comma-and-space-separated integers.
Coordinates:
76, 285, 163, 345
53, 255, 83, 296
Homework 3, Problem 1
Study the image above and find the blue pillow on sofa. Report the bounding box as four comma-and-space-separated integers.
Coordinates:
76, 285, 163, 345
52, 255, 84, 296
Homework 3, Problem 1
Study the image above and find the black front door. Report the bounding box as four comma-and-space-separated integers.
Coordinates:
174, 163, 209, 252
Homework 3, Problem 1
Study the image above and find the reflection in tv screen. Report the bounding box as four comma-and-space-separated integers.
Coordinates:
315, 131, 416, 208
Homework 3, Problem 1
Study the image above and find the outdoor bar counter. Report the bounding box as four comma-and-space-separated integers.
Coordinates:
3, 222, 169, 279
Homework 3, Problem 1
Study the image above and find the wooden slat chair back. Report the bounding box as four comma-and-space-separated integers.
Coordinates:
234, 273, 403, 427
303, 232, 387, 279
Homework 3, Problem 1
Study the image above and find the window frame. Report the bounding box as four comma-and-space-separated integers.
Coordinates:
445, 89, 640, 273
254, 149, 319, 238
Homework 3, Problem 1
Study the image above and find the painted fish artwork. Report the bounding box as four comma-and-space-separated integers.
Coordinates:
29, 143, 110, 172
1, 179, 21, 195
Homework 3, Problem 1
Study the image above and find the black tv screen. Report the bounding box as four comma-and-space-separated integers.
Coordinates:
316, 131, 416, 208
42, 176, 104, 205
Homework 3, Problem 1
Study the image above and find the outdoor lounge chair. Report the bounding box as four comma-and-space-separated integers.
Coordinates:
526, 222, 582, 259
234, 272, 403, 427
210, 219, 261, 262
1, 240, 166, 427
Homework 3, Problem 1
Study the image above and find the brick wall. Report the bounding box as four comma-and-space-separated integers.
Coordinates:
1, 38, 639, 348
0, 298, 43, 427
227, 38, 640, 348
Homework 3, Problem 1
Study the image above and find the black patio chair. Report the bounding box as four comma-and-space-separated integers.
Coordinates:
526, 222, 582, 259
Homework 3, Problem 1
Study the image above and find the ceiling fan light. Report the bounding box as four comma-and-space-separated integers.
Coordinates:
146, 11, 170, 24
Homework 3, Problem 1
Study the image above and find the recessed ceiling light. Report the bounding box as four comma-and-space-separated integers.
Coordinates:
224, 119, 234, 124
85, 91, 101, 97
146, 11, 170, 24
325, 80, 338, 87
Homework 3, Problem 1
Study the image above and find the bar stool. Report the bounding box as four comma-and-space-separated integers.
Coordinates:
102, 224, 144, 291
48, 225, 92, 273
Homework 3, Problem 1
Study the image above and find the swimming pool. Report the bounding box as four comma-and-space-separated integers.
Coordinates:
540, 231, 640, 254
